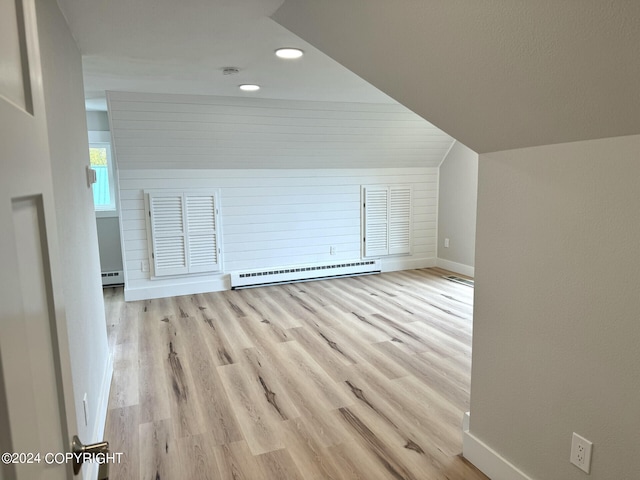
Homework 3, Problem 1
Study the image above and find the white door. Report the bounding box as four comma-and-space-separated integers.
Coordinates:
0, 0, 78, 478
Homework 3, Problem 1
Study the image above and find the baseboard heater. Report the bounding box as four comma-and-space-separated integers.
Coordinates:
230, 259, 381, 289
101, 270, 124, 286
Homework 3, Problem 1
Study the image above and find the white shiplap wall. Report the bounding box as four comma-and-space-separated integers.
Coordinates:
120, 169, 437, 300
107, 91, 453, 169
108, 93, 446, 300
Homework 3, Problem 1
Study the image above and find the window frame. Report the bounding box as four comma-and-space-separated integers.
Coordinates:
88, 131, 117, 217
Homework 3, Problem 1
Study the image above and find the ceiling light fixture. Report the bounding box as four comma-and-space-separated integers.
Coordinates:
239, 84, 260, 92
275, 48, 304, 59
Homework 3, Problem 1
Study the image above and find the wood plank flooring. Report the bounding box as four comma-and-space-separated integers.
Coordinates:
103, 268, 488, 479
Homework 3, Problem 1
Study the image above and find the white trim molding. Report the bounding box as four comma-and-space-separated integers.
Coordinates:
463, 412, 534, 480
93, 352, 113, 442
83, 352, 113, 480
381, 256, 436, 273
436, 257, 474, 277
124, 275, 228, 301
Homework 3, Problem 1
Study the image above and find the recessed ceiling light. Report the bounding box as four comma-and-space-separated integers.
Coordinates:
239, 84, 260, 92
275, 48, 304, 59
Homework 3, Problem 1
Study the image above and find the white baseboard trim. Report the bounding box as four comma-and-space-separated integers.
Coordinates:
93, 352, 113, 442
381, 256, 436, 272
124, 276, 228, 301
436, 258, 474, 277
124, 258, 438, 301
463, 413, 534, 480
83, 351, 113, 480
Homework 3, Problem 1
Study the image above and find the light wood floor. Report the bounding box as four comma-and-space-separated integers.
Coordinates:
103, 268, 488, 480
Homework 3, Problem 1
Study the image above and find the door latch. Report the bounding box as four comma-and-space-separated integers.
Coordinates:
71, 435, 110, 479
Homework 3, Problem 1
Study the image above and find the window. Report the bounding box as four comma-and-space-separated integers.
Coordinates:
89, 142, 116, 213
146, 190, 222, 277
362, 185, 412, 257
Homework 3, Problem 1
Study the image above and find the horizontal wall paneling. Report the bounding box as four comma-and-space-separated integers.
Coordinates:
108, 92, 453, 170
117, 168, 438, 299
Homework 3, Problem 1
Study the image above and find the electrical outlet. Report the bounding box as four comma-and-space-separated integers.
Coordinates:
141, 260, 149, 272
444, 238, 450, 248
570, 432, 593, 473
330, 246, 336, 255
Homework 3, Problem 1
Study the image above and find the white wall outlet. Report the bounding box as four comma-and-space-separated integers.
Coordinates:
570, 432, 593, 473
330, 246, 336, 255
141, 260, 149, 272
444, 238, 450, 248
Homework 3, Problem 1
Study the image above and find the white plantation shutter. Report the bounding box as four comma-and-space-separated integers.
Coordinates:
147, 191, 221, 277
362, 185, 411, 257
389, 186, 411, 255
149, 194, 188, 276
185, 195, 219, 273
363, 186, 389, 257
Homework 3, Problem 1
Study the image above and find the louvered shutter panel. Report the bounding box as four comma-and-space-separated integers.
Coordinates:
389, 186, 412, 255
149, 194, 188, 276
363, 186, 389, 257
185, 194, 219, 273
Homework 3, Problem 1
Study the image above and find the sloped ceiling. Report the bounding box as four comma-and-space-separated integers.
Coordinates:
273, 0, 640, 153
56, 0, 397, 109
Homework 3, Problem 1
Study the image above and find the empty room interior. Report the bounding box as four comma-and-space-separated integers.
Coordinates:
2, 1, 639, 480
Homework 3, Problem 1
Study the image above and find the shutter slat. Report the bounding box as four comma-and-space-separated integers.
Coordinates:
153, 235, 187, 274
188, 235, 217, 267
363, 187, 389, 257
186, 196, 216, 232
149, 194, 188, 276
389, 186, 411, 255
150, 195, 184, 239
185, 194, 219, 273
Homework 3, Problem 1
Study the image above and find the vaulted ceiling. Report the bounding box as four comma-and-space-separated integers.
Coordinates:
57, 1, 639, 154
56, 0, 395, 110
273, 0, 640, 153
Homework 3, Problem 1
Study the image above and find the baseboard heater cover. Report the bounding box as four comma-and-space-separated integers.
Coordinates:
230, 259, 381, 289
101, 270, 124, 286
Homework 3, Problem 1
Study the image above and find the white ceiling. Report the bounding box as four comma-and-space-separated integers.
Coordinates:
56, 0, 396, 111
274, 0, 640, 154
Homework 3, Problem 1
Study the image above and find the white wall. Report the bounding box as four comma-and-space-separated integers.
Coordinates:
466, 134, 640, 479
107, 91, 453, 169
86, 110, 110, 131
120, 168, 438, 300
36, 0, 111, 468
96, 217, 123, 272
437, 141, 478, 276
